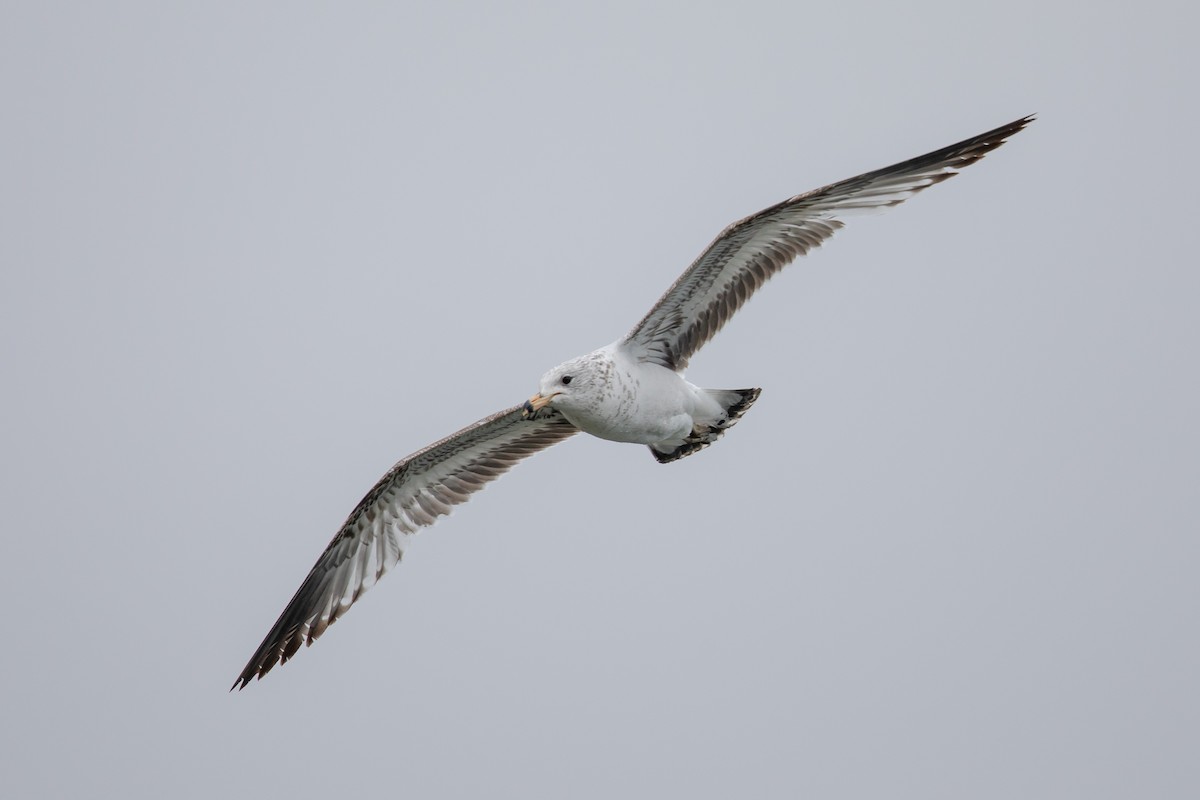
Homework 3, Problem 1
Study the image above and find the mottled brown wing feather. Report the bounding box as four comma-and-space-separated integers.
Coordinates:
233, 406, 578, 689
623, 115, 1034, 370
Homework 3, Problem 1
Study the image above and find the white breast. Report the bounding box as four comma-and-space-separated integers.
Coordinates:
560, 346, 699, 445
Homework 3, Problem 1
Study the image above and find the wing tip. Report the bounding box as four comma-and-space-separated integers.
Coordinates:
230, 664, 261, 692
231, 653, 275, 692
969, 113, 1036, 154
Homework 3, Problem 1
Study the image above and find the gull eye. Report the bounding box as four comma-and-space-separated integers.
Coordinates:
561, 375, 573, 385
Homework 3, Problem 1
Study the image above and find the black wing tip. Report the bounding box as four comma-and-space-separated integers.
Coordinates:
944, 113, 1036, 163
969, 113, 1036, 152
230, 666, 257, 692
876, 113, 1034, 195
979, 114, 1037, 140
231, 646, 293, 692
1003, 113, 1037, 129
994, 112, 1036, 136
231, 626, 308, 692
230, 657, 273, 692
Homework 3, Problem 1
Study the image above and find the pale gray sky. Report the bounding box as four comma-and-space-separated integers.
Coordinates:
3, 2, 1197, 798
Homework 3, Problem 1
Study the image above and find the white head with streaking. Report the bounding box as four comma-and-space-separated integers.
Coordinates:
233, 115, 1034, 690
526, 352, 609, 421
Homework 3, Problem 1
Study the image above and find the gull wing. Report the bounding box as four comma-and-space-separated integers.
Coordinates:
233, 406, 577, 689
622, 115, 1033, 371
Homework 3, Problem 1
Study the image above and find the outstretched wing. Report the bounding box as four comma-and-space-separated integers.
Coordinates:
233, 406, 578, 689
623, 115, 1033, 371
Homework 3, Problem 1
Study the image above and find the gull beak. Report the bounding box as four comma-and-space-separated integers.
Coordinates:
522, 392, 554, 419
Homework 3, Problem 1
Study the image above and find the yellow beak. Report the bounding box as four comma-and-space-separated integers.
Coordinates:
522, 392, 556, 418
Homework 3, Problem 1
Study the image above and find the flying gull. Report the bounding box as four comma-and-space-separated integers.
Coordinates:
233, 115, 1033, 690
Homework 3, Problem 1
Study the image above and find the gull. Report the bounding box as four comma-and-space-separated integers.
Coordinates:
233, 115, 1032, 690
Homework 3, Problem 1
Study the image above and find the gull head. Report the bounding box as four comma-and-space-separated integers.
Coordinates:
523, 354, 607, 419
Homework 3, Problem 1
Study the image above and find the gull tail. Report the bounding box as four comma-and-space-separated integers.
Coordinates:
649, 388, 762, 464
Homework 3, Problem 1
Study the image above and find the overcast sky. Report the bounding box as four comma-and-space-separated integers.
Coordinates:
3, 2, 1197, 798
